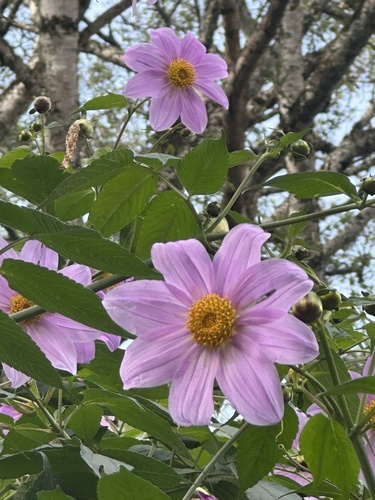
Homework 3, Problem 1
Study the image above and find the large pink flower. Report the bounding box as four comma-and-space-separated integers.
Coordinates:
124, 27, 229, 134
103, 224, 318, 426
0, 239, 119, 387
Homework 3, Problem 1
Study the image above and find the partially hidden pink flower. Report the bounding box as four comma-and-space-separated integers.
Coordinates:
0, 239, 118, 388
132, 0, 157, 15
103, 224, 319, 427
0, 403, 22, 435
124, 27, 229, 134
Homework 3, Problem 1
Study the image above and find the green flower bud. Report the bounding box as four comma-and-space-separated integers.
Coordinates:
289, 139, 311, 160
32, 95, 51, 114
292, 292, 323, 323
31, 121, 43, 132
293, 246, 309, 261
205, 202, 221, 218
360, 176, 375, 196
282, 386, 293, 403
75, 118, 94, 139
317, 288, 341, 311
19, 129, 32, 142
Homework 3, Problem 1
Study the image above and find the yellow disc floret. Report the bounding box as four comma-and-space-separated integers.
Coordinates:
365, 400, 375, 427
10, 294, 40, 324
167, 59, 196, 88
187, 293, 236, 347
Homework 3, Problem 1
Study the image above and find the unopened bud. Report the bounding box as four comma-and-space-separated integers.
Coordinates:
75, 118, 94, 139
289, 139, 311, 160
179, 127, 193, 137
361, 176, 375, 196
31, 121, 43, 132
293, 246, 309, 261
318, 288, 341, 311
282, 386, 293, 403
32, 95, 51, 114
19, 129, 32, 142
292, 292, 323, 323
205, 202, 221, 218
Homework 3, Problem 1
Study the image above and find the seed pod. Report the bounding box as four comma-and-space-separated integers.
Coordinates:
361, 176, 375, 196
19, 129, 32, 142
31, 121, 43, 132
33, 95, 51, 114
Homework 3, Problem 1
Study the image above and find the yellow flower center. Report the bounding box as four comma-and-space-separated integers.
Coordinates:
365, 400, 375, 427
10, 294, 40, 324
167, 59, 196, 88
187, 293, 236, 347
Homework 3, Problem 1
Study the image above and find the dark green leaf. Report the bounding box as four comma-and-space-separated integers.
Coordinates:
88, 167, 157, 236
78, 342, 123, 391
37, 486, 75, 499
136, 191, 199, 259
0, 309, 62, 388
299, 413, 359, 497
0, 146, 31, 168
24, 452, 60, 499
54, 189, 95, 221
2, 425, 55, 454
97, 467, 171, 500
135, 153, 180, 170
68, 404, 103, 442
266, 171, 358, 200
0, 259, 126, 336
73, 93, 127, 114
245, 480, 301, 499
0, 451, 43, 479
0, 201, 159, 280
177, 133, 228, 195
228, 149, 258, 168
321, 376, 375, 397
228, 210, 252, 224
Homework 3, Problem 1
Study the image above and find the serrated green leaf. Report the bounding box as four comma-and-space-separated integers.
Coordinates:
88, 167, 157, 237
39, 148, 135, 209
0, 259, 126, 336
68, 404, 102, 442
73, 93, 127, 114
228, 149, 258, 168
228, 210, 253, 224
246, 480, 301, 500
266, 171, 358, 200
98, 467, 171, 500
177, 133, 228, 195
299, 414, 360, 497
0, 146, 31, 168
136, 191, 199, 259
0, 309, 62, 388
321, 376, 375, 397
0, 451, 43, 479
37, 486, 75, 499
2, 425, 55, 454
135, 153, 180, 170
0, 201, 159, 280
78, 343, 123, 391
54, 188, 95, 221
0, 154, 65, 205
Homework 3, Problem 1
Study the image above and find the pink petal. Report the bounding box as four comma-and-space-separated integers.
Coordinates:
169, 346, 219, 426
0, 276, 15, 311
20, 240, 58, 270
59, 264, 92, 285
194, 80, 229, 109
237, 314, 319, 364
195, 54, 229, 80
150, 28, 181, 60
149, 92, 180, 131
42, 314, 103, 342
76, 341, 96, 364
2, 364, 30, 388
151, 239, 215, 304
213, 224, 270, 296
121, 325, 192, 388
0, 236, 17, 265
103, 280, 187, 335
180, 32, 206, 65
124, 43, 167, 72
216, 344, 284, 425
125, 71, 170, 99
99, 333, 121, 351
179, 88, 207, 134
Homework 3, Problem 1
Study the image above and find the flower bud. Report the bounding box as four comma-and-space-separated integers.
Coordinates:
289, 139, 311, 160
293, 245, 309, 261
282, 386, 293, 403
19, 129, 32, 142
75, 118, 94, 139
360, 176, 375, 196
31, 121, 43, 132
205, 202, 221, 218
32, 95, 51, 114
292, 292, 323, 323
317, 288, 341, 311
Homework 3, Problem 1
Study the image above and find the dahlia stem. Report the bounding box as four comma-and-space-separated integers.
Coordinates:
181, 421, 250, 500
147, 122, 183, 153
113, 98, 149, 150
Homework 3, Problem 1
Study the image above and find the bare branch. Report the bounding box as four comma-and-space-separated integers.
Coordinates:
80, 39, 124, 67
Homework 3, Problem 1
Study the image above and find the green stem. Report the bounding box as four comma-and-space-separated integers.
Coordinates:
181, 422, 250, 500
113, 98, 149, 150
40, 114, 45, 155
0, 237, 29, 256
147, 122, 183, 153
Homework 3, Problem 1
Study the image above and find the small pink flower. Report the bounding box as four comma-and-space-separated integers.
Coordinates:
104, 224, 318, 427
0, 403, 22, 435
124, 27, 229, 134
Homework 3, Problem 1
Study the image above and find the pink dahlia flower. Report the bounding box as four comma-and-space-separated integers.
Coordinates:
132, 0, 157, 15
124, 27, 229, 134
0, 239, 115, 387
103, 224, 318, 426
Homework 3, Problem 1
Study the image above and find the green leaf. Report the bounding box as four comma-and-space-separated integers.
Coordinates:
299, 413, 360, 497
88, 167, 157, 237
39, 148, 135, 209
0, 309, 62, 388
321, 376, 375, 397
246, 480, 301, 500
0, 154, 65, 205
0, 146, 31, 168
83, 388, 191, 462
228, 149, 258, 168
177, 133, 228, 195
0, 451, 43, 479
228, 210, 252, 224
22, 452, 60, 499
0, 201, 159, 280
266, 171, 358, 200
78, 343, 123, 391
54, 188, 95, 221
135, 153, 180, 170
2, 425, 55, 454
73, 92, 127, 114
37, 486, 75, 499
97, 467, 171, 500
0, 259, 126, 336
279, 129, 310, 148
68, 404, 103, 442
136, 191, 199, 259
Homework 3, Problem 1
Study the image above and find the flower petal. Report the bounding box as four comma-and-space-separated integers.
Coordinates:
124, 43, 167, 72
216, 343, 284, 425
150, 27, 181, 60
58, 264, 92, 285
179, 88, 208, 134
121, 325, 192, 388
151, 238, 215, 304
194, 80, 229, 109
103, 280, 187, 335
169, 345, 219, 426
180, 32, 206, 65
195, 54, 228, 80
75, 341, 96, 364
20, 240, 58, 270
2, 364, 30, 388
0, 236, 17, 265
237, 313, 319, 364
125, 71, 170, 99
42, 314, 103, 342
213, 224, 270, 296
149, 92, 181, 131
99, 333, 121, 351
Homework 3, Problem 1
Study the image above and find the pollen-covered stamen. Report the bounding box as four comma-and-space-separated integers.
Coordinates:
364, 400, 375, 428
187, 293, 236, 347
167, 58, 196, 88
10, 294, 41, 324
